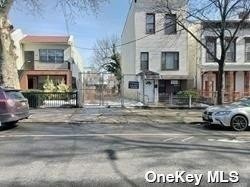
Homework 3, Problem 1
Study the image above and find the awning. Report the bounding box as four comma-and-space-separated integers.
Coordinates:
136, 71, 160, 79
136, 71, 193, 80
159, 75, 194, 80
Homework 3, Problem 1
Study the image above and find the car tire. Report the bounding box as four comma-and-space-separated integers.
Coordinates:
3, 121, 18, 127
231, 115, 248, 131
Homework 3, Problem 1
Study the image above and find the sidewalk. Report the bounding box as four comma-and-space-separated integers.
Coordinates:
22, 107, 203, 125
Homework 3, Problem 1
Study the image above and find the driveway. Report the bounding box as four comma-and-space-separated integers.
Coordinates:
0, 122, 249, 186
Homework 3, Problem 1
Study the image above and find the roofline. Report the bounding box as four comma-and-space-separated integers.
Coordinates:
20, 35, 71, 44
121, 0, 135, 38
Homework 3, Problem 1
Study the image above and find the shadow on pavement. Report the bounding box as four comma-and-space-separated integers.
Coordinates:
104, 149, 139, 187
0, 123, 18, 131
201, 123, 243, 131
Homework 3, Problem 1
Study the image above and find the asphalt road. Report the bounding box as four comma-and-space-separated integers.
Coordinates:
0, 122, 250, 187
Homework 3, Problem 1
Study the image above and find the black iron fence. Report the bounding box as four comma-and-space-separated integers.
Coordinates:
22, 91, 78, 108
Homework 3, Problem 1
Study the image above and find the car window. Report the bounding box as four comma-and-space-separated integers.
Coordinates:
5, 91, 25, 100
0, 92, 5, 100
233, 101, 250, 107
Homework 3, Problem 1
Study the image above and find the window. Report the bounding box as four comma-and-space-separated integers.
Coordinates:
245, 38, 250, 62
165, 14, 177, 34
39, 49, 64, 63
5, 91, 25, 100
206, 37, 216, 62
161, 52, 179, 70
225, 39, 236, 62
146, 13, 155, 34
140, 52, 149, 71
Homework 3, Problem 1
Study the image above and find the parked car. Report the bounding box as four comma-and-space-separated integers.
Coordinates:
0, 86, 29, 126
202, 97, 250, 131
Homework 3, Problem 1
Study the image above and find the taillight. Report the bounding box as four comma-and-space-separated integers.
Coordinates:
6, 99, 15, 107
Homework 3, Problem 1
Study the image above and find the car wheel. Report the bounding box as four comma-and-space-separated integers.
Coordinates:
231, 115, 248, 131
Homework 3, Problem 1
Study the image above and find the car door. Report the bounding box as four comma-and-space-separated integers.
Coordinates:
5, 90, 29, 114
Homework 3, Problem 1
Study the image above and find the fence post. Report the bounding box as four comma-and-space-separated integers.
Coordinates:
121, 74, 125, 108
214, 91, 218, 105
189, 95, 192, 109
76, 91, 80, 108
169, 93, 173, 106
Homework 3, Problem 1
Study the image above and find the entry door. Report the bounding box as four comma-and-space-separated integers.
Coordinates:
144, 80, 155, 103
24, 51, 35, 70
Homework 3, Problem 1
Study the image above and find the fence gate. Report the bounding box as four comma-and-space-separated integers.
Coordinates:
80, 72, 121, 107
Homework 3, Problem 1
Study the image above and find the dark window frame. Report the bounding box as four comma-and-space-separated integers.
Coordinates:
225, 38, 236, 62
165, 14, 177, 35
205, 37, 217, 62
146, 13, 155, 34
161, 52, 179, 71
245, 38, 250, 62
140, 52, 149, 71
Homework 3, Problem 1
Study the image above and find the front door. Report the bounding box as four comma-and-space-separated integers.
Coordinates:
24, 51, 35, 70
144, 80, 155, 103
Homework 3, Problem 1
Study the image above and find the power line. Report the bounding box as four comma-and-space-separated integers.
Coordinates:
61, 2, 213, 51
73, 26, 168, 51
61, 2, 70, 35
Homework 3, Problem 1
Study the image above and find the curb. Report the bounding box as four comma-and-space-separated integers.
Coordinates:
20, 120, 204, 125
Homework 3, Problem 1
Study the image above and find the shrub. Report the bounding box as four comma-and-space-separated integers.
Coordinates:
57, 79, 70, 93
43, 76, 56, 92
177, 90, 198, 98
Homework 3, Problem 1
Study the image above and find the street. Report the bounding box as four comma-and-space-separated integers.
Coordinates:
0, 122, 250, 187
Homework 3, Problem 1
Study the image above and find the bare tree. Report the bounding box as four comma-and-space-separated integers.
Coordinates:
93, 36, 119, 67
0, 0, 108, 88
93, 35, 122, 92
155, 0, 250, 104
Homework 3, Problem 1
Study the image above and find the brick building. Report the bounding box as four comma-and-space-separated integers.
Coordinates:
197, 20, 250, 102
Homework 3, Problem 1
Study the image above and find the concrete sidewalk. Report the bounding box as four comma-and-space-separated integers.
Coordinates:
22, 107, 203, 125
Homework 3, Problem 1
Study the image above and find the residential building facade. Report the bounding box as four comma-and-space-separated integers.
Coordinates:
194, 20, 250, 103
11, 29, 84, 90
121, 0, 194, 104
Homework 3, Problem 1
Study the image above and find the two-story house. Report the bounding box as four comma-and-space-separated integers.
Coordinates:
121, 0, 194, 104
11, 29, 84, 90
194, 18, 250, 103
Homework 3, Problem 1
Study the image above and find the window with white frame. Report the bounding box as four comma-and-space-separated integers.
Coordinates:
245, 38, 250, 62
39, 49, 64, 63
161, 52, 179, 71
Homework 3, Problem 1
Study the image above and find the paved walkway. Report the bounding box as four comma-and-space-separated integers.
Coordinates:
22, 107, 203, 124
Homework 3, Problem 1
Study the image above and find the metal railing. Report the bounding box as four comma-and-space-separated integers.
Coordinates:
22, 91, 78, 108
199, 91, 250, 104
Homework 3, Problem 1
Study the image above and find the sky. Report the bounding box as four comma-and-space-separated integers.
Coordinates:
9, 0, 131, 67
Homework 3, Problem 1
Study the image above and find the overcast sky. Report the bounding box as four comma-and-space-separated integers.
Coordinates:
9, 0, 131, 67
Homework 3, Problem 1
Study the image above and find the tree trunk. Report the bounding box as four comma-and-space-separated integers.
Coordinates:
0, 1, 20, 89
217, 63, 224, 105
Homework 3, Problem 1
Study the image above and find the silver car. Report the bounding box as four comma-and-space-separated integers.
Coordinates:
202, 98, 250, 131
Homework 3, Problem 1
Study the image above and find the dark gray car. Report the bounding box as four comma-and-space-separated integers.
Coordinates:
0, 87, 29, 126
